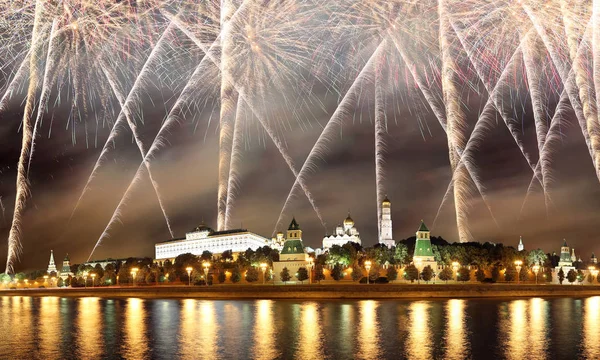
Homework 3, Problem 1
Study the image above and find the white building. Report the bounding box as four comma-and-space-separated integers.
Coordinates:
155, 223, 271, 263
47, 250, 57, 274
322, 214, 361, 250
273, 218, 310, 283
379, 197, 395, 248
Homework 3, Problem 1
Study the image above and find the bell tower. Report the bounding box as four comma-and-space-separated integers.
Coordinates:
379, 196, 395, 247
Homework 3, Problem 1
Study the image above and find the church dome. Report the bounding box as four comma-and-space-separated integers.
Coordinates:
382, 196, 391, 205
344, 214, 354, 227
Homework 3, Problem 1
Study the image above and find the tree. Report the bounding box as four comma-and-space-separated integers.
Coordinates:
491, 266, 501, 282
457, 267, 471, 282
200, 250, 213, 262
577, 270, 584, 285
567, 269, 577, 284
280, 267, 291, 284
65, 275, 72, 287
57, 277, 64, 287
0, 273, 11, 283
314, 265, 325, 283
587, 273, 594, 284
297, 267, 309, 284
421, 266, 434, 282
527, 249, 548, 267
558, 267, 565, 284
438, 267, 453, 283
476, 268, 486, 282
351, 264, 363, 282
387, 267, 398, 281
328, 246, 351, 266
403, 264, 419, 283
231, 268, 242, 283
331, 263, 344, 281
368, 264, 380, 282
246, 267, 259, 283
94, 264, 105, 279
218, 271, 226, 284
14, 273, 26, 281
394, 244, 410, 266
145, 272, 157, 285
504, 266, 516, 282
221, 250, 234, 262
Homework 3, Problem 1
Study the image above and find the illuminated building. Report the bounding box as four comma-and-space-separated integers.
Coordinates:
273, 218, 310, 283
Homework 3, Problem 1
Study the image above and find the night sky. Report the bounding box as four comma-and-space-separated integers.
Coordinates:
1, 52, 600, 273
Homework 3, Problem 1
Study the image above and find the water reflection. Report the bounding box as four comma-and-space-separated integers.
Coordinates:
357, 300, 380, 359
444, 299, 468, 359
123, 298, 148, 359
500, 298, 549, 360
583, 296, 600, 358
39, 297, 60, 357
77, 297, 102, 358
406, 301, 431, 360
297, 302, 324, 359
252, 300, 279, 360
179, 300, 220, 359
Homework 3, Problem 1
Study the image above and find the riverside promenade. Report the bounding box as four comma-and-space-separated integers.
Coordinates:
3, 283, 600, 299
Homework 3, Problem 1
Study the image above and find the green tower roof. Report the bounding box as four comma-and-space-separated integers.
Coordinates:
280, 239, 305, 255
418, 220, 429, 232
288, 217, 300, 231
414, 239, 434, 257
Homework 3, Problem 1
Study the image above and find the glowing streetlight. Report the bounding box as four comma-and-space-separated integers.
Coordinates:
260, 263, 268, 285
83, 271, 89, 288
43, 275, 49, 286
514, 260, 523, 284
91, 273, 96, 287
365, 260, 372, 285
308, 257, 314, 285
131, 267, 139, 287
589, 266, 599, 283
24, 279, 29, 288
203, 262, 211, 286
415, 258, 423, 284
165, 273, 170, 283
532, 265, 540, 285
452, 262, 460, 282
116, 275, 120, 286
186, 267, 193, 286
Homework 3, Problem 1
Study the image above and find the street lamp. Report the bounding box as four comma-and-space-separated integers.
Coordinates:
365, 260, 372, 285
260, 263, 268, 285
589, 266, 599, 283
24, 279, 29, 288
415, 258, 423, 284
43, 275, 49, 286
186, 267, 193, 286
203, 262, 211, 286
116, 275, 120, 286
91, 273, 96, 287
532, 265, 540, 285
514, 260, 523, 284
308, 257, 314, 285
51, 276, 56, 288
452, 262, 460, 282
165, 273, 169, 284
131, 267, 139, 287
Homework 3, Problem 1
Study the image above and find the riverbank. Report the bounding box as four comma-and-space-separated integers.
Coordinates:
3, 283, 600, 299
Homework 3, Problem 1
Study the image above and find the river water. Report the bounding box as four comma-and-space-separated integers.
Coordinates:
0, 296, 597, 359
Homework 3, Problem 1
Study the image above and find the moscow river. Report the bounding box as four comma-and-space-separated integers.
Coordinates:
0, 296, 598, 359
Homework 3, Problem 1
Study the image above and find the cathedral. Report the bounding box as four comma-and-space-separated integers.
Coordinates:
322, 213, 361, 250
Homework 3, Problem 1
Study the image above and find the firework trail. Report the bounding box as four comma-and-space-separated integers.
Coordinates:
594, 0, 600, 128
522, 31, 551, 211
275, 40, 387, 233
225, 98, 245, 230
69, 22, 177, 238
217, 0, 239, 231
28, 20, 59, 177
5, 0, 45, 274
374, 52, 387, 241
522, 4, 599, 180
439, 0, 472, 243
167, 10, 327, 231
0, 52, 30, 113
560, 2, 600, 182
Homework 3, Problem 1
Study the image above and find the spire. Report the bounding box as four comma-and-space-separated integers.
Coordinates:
49, 250, 55, 265
418, 220, 429, 232
562, 238, 568, 247
288, 217, 300, 230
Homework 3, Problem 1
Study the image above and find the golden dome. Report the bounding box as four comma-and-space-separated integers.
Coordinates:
382, 196, 391, 205
343, 214, 354, 227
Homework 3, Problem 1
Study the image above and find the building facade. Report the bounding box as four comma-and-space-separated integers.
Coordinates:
322, 214, 361, 250
60, 254, 74, 280
273, 218, 310, 283
412, 221, 437, 271
47, 250, 57, 274
555, 239, 576, 275
379, 197, 395, 248
155, 223, 271, 263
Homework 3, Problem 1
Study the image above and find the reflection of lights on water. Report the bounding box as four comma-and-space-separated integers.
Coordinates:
253, 300, 278, 360
529, 298, 547, 356
508, 300, 527, 360
180, 300, 219, 359
39, 297, 60, 356
357, 300, 380, 359
78, 297, 102, 358
123, 298, 148, 359
297, 302, 323, 359
407, 301, 431, 360
583, 296, 600, 358
445, 299, 467, 359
